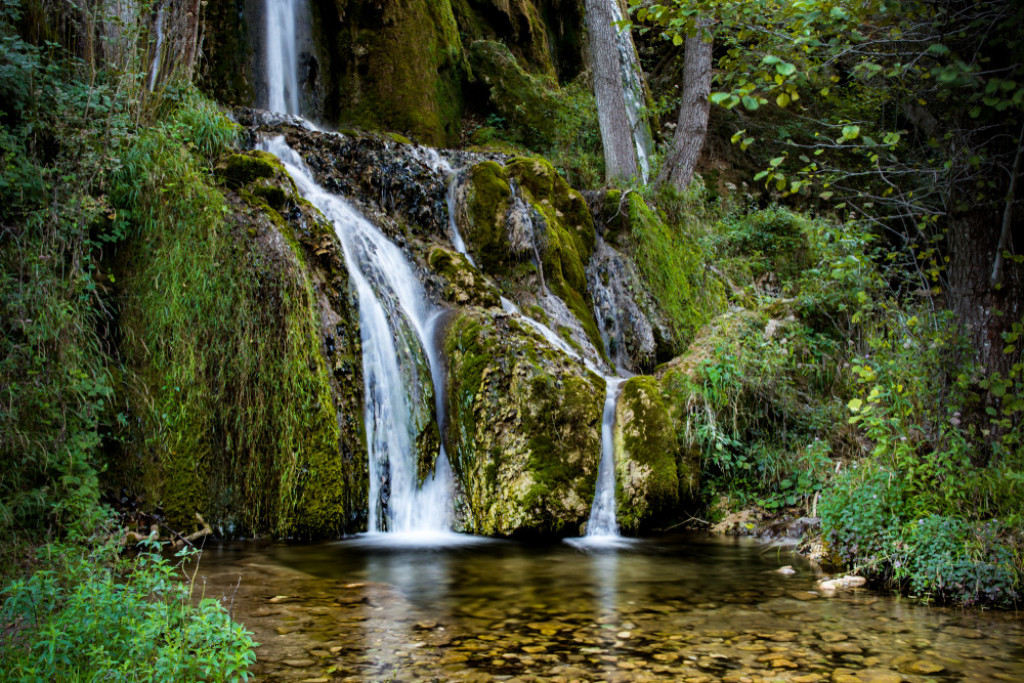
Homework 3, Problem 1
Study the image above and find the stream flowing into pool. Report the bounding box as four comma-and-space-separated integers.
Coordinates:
196, 535, 1023, 682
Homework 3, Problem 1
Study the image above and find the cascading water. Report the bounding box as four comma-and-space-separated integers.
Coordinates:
259, 135, 453, 537
608, 0, 654, 182
265, 0, 302, 115
586, 377, 625, 538
147, 4, 165, 92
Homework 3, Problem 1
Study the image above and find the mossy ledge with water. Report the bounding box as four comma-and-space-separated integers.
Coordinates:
2, 0, 1023, 679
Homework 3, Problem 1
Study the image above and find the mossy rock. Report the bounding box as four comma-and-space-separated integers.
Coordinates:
457, 161, 514, 272
451, 0, 561, 78
468, 40, 566, 149
613, 376, 683, 532
444, 309, 603, 536
317, 0, 468, 145
504, 157, 603, 356
118, 148, 367, 538
506, 156, 594, 258
428, 246, 501, 307
217, 151, 285, 188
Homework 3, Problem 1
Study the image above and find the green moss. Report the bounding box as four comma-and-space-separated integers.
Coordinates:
507, 156, 595, 257
116, 128, 365, 537
428, 246, 501, 307
387, 132, 414, 145
319, 0, 468, 145
451, 0, 556, 77
628, 192, 724, 353
614, 376, 683, 532
501, 157, 603, 357
461, 161, 513, 271
217, 151, 283, 188
444, 311, 603, 536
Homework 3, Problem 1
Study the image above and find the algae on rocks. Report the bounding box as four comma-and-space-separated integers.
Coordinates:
444, 310, 604, 536
115, 147, 367, 537
614, 375, 698, 533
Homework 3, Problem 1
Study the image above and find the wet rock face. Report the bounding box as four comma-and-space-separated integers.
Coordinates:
587, 236, 660, 374
613, 376, 698, 533
223, 150, 369, 536
444, 310, 604, 536
312, 0, 468, 146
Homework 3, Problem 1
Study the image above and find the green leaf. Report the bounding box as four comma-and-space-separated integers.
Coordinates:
848, 398, 863, 413
841, 125, 861, 140
776, 92, 791, 107
742, 95, 759, 111
776, 62, 797, 77
709, 92, 732, 105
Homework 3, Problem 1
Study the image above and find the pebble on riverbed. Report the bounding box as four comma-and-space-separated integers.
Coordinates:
817, 575, 867, 592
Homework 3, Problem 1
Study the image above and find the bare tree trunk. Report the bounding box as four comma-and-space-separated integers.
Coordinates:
655, 31, 712, 192
585, 0, 639, 184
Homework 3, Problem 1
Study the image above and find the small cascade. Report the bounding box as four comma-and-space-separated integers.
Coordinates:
446, 175, 476, 266
412, 146, 478, 267
147, 4, 165, 92
508, 180, 547, 293
587, 235, 658, 375
259, 135, 453, 536
586, 377, 625, 538
608, 0, 654, 182
265, 0, 302, 115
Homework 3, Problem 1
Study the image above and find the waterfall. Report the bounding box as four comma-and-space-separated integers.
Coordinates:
608, 0, 654, 182
259, 136, 453, 536
265, 0, 302, 115
586, 377, 624, 538
147, 4, 165, 92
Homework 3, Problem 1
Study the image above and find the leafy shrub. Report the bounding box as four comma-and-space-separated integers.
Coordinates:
0, 543, 256, 681
820, 462, 906, 571
822, 307, 1024, 605
901, 516, 1018, 606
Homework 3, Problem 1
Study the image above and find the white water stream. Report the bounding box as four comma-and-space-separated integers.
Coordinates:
259, 136, 454, 537
147, 4, 165, 92
265, 0, 302, 115
586, 377, 625, 538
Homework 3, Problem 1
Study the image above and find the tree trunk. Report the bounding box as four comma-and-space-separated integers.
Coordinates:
585, 0, 639, 184
655, 31, 712, 192
947, 203, 1022, 465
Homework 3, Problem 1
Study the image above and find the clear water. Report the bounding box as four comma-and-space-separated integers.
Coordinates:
258, 136, 453, 535
197, 535, 1024, 682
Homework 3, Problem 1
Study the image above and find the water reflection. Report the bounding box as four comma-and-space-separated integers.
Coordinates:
196, 534, 1024, 682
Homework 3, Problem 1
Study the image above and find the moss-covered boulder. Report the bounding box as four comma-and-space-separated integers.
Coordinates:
613, 376, 692, 532
116, 149, 366, 538
427, 246, 501, 307
505, 157, 601, 350
316, 0, 467, 145
455, 161, 515, 273
444, 310, 604, 536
